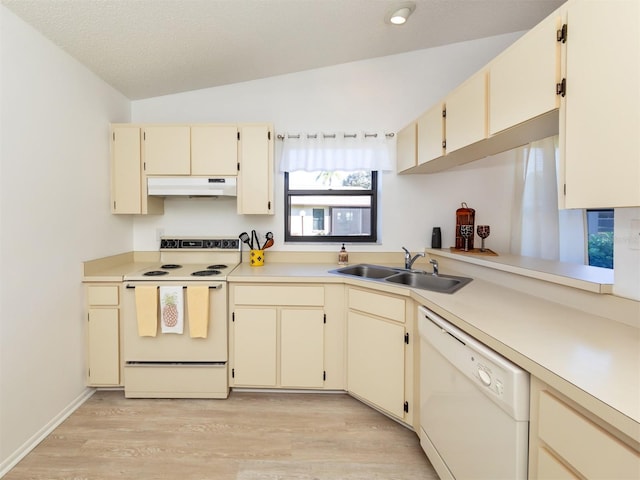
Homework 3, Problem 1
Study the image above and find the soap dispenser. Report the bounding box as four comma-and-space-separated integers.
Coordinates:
338, 243, 348, 265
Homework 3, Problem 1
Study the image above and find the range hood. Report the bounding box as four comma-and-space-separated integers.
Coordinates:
147, 177, 237, 197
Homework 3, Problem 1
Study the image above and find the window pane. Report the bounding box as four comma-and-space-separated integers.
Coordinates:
288, 170, 372, 190
289, 196, 372, 237
586, 210, 614, 269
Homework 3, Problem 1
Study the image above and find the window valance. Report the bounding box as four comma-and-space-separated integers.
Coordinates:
279, 131, 396, 172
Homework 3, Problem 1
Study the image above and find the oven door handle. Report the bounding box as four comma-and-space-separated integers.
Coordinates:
125, 284, 222, 289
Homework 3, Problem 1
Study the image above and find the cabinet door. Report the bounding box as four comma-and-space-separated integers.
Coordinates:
417, 103, 444, 165
111, 126, 141, 214
88, 308, 120, 385
237, 124, 274, 214
191, 125, 238, 176
562, 0, 640, 208
232, 308, 277, 386
142, 126, 191, 175
445, 71, 487, 153
396, 121, 417, 172
280, 309, 324, 388
489, 10, 561, 135
347, 311, 405, 418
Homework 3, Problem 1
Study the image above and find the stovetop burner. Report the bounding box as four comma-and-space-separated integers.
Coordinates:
207, 264, 227, 270
143, 270, 169, 277
191, 270, 222, 276
161, 264, 182, 269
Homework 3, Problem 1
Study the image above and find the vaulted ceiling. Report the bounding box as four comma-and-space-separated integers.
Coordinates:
2, 0, 564, 99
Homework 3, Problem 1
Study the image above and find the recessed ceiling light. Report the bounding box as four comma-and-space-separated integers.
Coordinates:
386, 2, 416, 25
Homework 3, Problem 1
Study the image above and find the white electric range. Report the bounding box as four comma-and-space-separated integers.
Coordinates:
122, 237, 241, 399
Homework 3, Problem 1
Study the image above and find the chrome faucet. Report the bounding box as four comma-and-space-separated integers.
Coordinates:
430, 258, 439, 276
402, 247, 425, 270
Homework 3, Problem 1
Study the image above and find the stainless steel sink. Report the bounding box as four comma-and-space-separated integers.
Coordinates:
384, 271, 472, 294
330, 263, 472, 294
331, 264, 403, 279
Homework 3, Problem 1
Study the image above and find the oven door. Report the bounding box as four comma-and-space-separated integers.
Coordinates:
122, 281, 227, 362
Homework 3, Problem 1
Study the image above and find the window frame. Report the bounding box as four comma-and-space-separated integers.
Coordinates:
284, 171, 378, 243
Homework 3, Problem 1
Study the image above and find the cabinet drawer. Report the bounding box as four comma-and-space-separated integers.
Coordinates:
234, 285, 324, 306
537, 447, 579, 479
538, 391, 640, 479
124, 364, 228, 399
348, 288, 405, 323
87, 285, 119, 306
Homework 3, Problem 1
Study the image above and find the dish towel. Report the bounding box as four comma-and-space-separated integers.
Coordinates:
187, 286, 210, 338
135, 286, 158, 337
160, 286, 184, 334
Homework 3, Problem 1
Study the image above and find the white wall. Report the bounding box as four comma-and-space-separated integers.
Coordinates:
0, 6, 131, 472
131, 33, 522, 254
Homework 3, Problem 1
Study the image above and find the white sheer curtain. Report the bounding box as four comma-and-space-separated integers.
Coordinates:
510, 135, 586, 262
279, 132, 396, 172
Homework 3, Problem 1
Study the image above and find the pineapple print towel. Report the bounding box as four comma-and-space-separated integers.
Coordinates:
160, 286, 184, 334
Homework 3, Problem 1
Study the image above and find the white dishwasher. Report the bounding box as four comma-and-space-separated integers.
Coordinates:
418, 306, 530, 480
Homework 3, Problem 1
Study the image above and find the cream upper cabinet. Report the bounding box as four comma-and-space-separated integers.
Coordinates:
110, 125, 163, 215
191, 124, 238, 176
489, 8, 562, 136
237, 124, 274, 215
142, 125, 191, 175
417, 102, 444, 166
396, 121, 417, 173
445, 71, 487, 153
560, 0, 640, 208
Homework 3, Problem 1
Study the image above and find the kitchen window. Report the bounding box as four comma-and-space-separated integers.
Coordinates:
284, 170, 377, 243
586, 209, 614, 269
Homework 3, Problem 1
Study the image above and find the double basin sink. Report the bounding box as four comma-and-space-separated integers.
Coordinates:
330, 264, 472, 294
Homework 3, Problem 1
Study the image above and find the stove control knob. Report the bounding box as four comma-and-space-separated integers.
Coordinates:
204, 240, 215, 248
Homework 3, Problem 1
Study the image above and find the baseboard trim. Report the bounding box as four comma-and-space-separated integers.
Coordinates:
0, 388, 95, 478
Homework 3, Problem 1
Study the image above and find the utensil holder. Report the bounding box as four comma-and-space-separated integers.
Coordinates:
250, 249, 264, 266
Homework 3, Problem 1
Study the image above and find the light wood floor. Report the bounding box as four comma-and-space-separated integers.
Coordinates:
5, 390, 439, 480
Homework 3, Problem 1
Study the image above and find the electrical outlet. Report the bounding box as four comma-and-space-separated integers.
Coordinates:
630, 219, 640, 250
156, 228, 164, 242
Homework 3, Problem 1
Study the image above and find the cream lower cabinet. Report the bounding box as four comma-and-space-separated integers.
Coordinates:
529, 377, 640, 479
346, 287, 413, 424
230, 284, 344, 389
85, 284, 121, 386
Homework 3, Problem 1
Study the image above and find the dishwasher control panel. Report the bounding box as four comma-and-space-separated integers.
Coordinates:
418, 305, 530, 421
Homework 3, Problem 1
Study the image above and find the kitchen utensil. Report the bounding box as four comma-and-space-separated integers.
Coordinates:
477, 225, 490, 252
239, 232, 251, 249
263, 238, 274, 249
262, 231, 273, 249
251, 230, 259, 250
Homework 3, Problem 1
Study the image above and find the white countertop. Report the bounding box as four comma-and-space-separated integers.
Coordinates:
83, 253, 639, 442
229, 261, 640, 442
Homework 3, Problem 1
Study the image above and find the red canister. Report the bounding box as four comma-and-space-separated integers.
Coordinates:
455, 202, 475, 250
